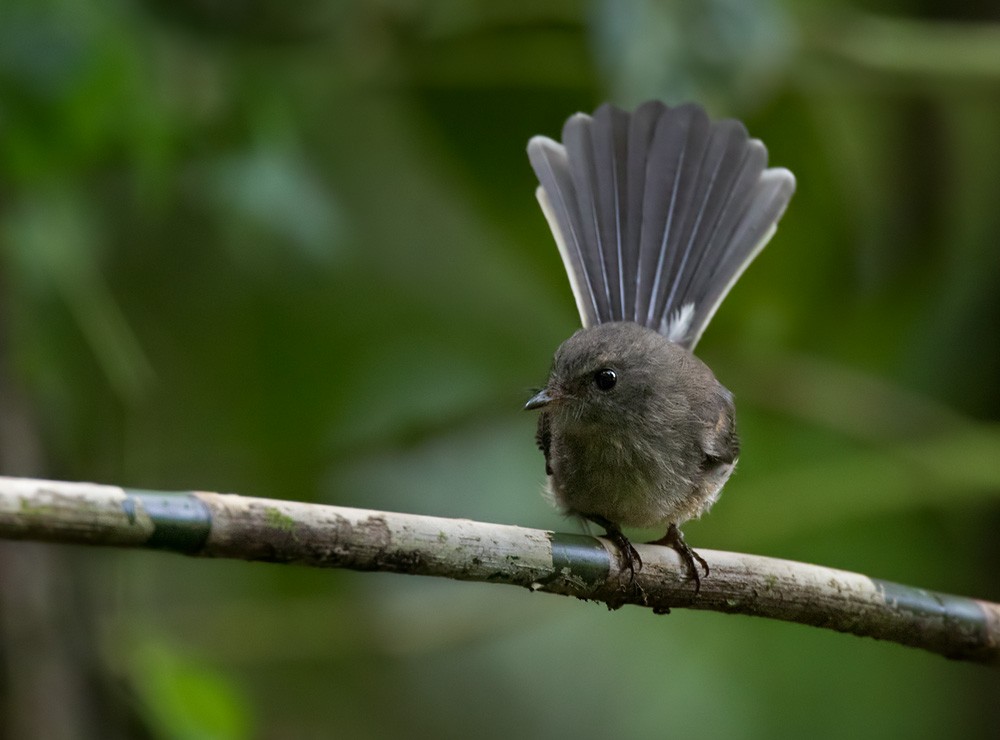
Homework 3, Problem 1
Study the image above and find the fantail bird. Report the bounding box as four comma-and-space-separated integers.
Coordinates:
524, 101, 795, 591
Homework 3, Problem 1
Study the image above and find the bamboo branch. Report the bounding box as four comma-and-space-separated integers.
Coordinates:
0, 476, 996, 665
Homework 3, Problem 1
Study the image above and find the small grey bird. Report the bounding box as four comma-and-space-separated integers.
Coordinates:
524, 101, 795, 590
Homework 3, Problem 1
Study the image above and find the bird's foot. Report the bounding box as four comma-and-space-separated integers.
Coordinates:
649, 524, 709, 594
585, 514, 642, 582
605, 527, 642, 583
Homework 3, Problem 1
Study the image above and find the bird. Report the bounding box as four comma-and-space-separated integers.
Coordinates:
523, 101, 795, 592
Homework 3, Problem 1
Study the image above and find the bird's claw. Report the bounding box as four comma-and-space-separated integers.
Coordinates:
650, 523, 709, 595
605, 527, 642, 582
584, 513, 643, 584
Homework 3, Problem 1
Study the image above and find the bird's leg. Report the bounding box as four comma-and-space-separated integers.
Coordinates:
649, 524, 709, 594
584, 513, 642, 582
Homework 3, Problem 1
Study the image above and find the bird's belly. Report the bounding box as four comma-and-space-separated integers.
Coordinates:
548, 432, 704, 529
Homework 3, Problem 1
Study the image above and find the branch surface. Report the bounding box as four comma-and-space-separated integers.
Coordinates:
0, 476, 997, 665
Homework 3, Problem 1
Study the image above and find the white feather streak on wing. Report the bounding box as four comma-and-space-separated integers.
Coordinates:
664, 303, 696, 344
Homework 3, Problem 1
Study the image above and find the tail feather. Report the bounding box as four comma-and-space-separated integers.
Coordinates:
586, 104, 629, 321
528, 136, 601, 327
527, 101, 795, 350
562, 114, 612, 316
622, 102, 662, 323
637, 103, 707, 327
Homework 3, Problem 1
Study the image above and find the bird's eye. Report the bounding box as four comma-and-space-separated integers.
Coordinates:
593, 368, 617, 391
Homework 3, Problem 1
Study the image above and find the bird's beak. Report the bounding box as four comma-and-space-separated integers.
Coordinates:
524, 388, 555, 410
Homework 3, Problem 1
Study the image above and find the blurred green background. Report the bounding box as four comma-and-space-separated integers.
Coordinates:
2, 0, 1000, 737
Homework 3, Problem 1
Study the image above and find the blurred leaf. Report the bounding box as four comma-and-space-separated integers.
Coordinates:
2, 191, 154, 401
814, 12, 1000, 81
0, 9, 88, 100
589, 0, 795, 109
195, 146, 349, 266
130, 641, 253, 740
715, 422, 1000, 546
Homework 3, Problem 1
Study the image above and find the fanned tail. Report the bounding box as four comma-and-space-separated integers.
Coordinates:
527, 101, 795, 350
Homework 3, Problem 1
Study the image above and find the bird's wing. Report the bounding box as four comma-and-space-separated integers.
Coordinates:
527, 101, 795, 350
